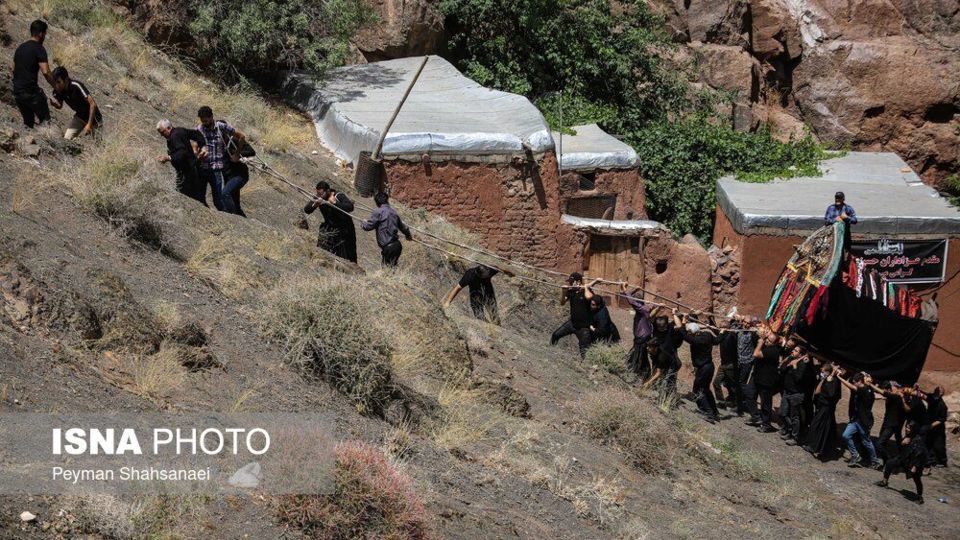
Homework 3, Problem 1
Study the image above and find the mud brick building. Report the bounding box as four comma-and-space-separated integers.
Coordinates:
285, 56, 648, 271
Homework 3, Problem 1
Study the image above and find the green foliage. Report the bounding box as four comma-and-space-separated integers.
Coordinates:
188, 0, 375, 81
632, 118, 829, 239
439, 0, 830, 239
438, 0, 688, 131
946, 174, 960, 207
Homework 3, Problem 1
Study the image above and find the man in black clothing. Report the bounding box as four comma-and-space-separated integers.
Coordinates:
588, 296, 620, 344
925, 386, 948, 467
50, 66, 102, 139
156, 119, 207, 205
737, 317, 761, 420
902, 386, 928, 428
684, 320, 722, 422
839, 372, 881, 469
779, 346, 809, 444
714, 319, 742, 410
303, 181, 357, 263
444, 264, 514, 324
12, 20, 54, 128
751, 328, 781, 433
550, 273, 597, 358
870, 381, 906, 462
642, 309, 685, 399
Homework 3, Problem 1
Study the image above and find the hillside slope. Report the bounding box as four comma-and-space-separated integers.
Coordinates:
1, 2, 958, 539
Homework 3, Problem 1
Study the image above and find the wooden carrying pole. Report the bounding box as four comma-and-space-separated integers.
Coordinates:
372, 55, 429, 160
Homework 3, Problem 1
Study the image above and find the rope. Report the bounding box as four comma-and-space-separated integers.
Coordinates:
244, 155, 737, 327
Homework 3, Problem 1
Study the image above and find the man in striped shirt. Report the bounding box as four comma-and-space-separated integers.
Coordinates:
50, 66, 102, 139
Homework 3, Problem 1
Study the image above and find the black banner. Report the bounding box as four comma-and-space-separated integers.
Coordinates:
849, 238, 947, 284
799, 279, 932, 385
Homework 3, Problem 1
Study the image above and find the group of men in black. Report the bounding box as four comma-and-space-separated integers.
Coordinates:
548, 275, 949, 504
12, 20, 102, 138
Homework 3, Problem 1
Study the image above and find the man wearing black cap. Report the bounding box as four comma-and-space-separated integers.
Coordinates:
824, 191, 857, 251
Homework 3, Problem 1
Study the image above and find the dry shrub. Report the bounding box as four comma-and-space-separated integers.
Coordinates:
363, 269, 471, 385
580, 389, 675, 474
584, 342, 628, 376
65, 133, 169, 248
186, 237, 266, 298
431, 384, 502, 449
260, 276, 393, 414
129, 348, 186, 399
276, 441, 430, 540
95, 349, 185, 402
255, 231, 318, 264
66, 494, 138, 539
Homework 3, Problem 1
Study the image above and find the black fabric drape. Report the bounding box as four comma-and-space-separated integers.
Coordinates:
798, 278, 932, 385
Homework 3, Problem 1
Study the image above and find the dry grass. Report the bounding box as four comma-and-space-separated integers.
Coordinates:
226, 92, 314, 153
431, 384, 503, 449
149, 299, 182, 333
259, 275, 393, 414
369, 270, 472, 384
579, 389, 677, 474
713, 436, 775, 483
67, 493, 211, 539
61, 131, 173, 248
255, 230, 318, 264
584, 342, 629, 376
95, 349, 185, 402
186, 237, 267, 298
128, 348, 187, 400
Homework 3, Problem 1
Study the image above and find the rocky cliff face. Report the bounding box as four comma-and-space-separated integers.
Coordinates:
653, 0, 959, 187
352, 0, 446, 61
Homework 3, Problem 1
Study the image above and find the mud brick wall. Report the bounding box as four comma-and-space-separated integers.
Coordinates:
385, 152, 584, 269
558, 169, 646, 220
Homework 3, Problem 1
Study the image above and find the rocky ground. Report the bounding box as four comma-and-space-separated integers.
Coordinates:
0, 2, 959, 539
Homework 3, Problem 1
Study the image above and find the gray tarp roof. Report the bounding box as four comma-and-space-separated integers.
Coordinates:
551, 124, 639, 171
717, 152, 960, 236
283, 56, 553, 163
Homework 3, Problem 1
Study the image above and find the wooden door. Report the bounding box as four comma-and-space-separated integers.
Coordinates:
586, 234, 644, 307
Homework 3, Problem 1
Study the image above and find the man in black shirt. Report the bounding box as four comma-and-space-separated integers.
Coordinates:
839, 372, 881, 469
588, 296, 619, 344
869, 381, 905, 462
684, 319, 722, 422
751, 328, 781, 433
444, 264, 514, 324
50, 66, 102, 139
156, 119, 207, 205
550, 273, 597, 358
714, 319, 742, 410
779, 346, 809, 444
12, 20, 54, 128
303, 181, 357, 263
642, 309, 685, 400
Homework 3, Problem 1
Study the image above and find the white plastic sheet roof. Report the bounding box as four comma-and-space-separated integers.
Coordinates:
551, 124, 639, 171
561, 214, 665, 234
717, 152, 960, 235
283, 56, 554, 163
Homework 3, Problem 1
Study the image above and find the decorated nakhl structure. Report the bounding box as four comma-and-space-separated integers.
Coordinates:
715, 151, 960, 373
